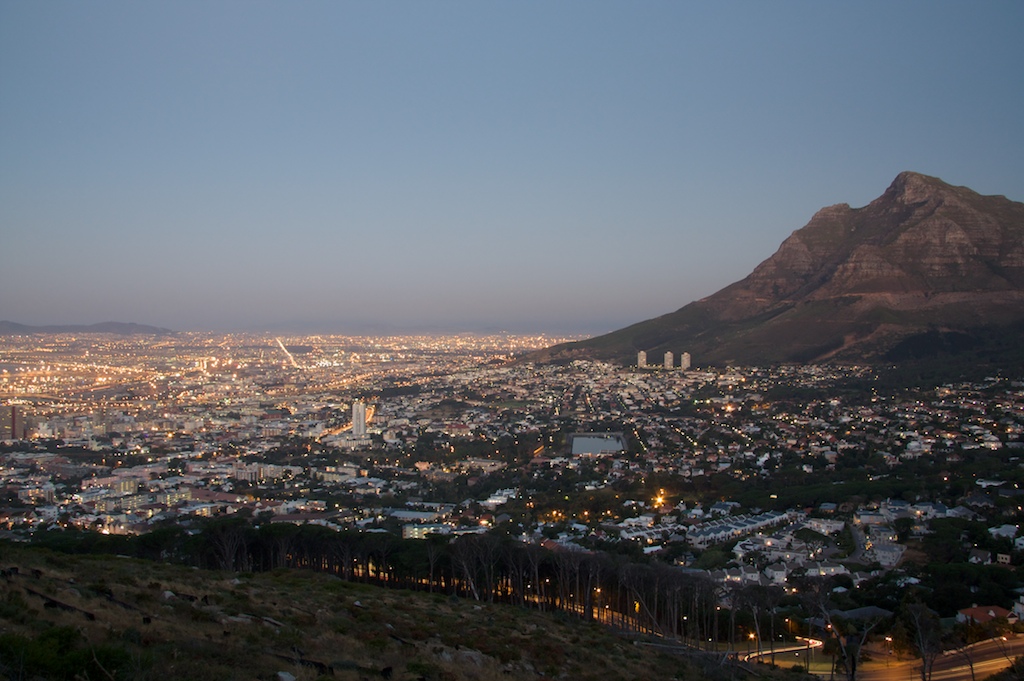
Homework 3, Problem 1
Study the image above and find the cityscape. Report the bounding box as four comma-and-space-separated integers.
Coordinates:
3, 330, 1024, 678
3, 2, 1024, 679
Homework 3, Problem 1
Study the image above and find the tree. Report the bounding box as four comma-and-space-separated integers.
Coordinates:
902, 601, 942, 681
202, 516, 252, 571
800, 576, 884, 681
894, 516, 915, 543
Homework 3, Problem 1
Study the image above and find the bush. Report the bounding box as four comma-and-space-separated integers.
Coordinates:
0, 626, 138, 680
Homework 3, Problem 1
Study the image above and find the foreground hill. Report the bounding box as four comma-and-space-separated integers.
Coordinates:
0, 544, 785, 681
536, 172, 1024, 370
0, 321, 173, 335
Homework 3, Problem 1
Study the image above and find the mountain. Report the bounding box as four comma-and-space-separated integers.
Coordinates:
535, 172, 1024, 370
0, 321, 173, 335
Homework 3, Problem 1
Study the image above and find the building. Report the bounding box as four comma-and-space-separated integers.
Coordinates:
957, 605, 1017, 626
352, 400, 367, 438
664, 352, 673, 369
680, 352, 691, 370
569, 433, 625, 457
403, 523, 451, 540
1, 405, 29, 440
637, 351, 647, 368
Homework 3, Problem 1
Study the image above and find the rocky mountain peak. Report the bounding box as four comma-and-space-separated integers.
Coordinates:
536, 172, 1024, 371
886, 170, 942, 197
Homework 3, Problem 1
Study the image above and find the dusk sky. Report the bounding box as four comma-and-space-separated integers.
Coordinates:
2, 2, 1023, 335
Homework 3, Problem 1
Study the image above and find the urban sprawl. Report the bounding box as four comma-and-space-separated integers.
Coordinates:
4, 332, 1024, 660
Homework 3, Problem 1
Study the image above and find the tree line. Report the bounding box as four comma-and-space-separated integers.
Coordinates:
25, 518, 1010, 681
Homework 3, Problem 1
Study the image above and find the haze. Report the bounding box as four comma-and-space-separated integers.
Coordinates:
2, 2, 1022, 335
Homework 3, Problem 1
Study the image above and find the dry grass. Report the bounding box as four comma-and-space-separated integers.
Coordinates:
0, 545, 800, 681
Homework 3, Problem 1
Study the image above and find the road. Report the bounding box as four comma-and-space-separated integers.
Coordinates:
847, 521, 870, 564
857, 636, 1024, 681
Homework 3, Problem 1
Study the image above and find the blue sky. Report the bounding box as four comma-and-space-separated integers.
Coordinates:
2, 2, 1022, 334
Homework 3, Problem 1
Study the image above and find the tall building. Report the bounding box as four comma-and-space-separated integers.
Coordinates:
637, 351, 647, 368
680, 352, 691, 370
352, 400, 367, 438
1, 405, 25, 440
664, 352, 674, 369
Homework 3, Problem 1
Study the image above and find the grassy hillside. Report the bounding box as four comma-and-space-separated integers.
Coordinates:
0, 544, 798, 681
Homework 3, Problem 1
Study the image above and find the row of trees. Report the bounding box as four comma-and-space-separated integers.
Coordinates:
29, 519, 1008, 681
38, 519, 784, 648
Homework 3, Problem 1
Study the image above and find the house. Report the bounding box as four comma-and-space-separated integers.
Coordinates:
872, 543, 905, 568
968, 549, 992, 565
855, 510, 886, 525
1013, 595, 1024, 621
764, 563, 789, 585
988, 524, 1018, 539
957, 605, 1017, 625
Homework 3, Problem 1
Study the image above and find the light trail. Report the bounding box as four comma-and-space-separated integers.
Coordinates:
275, 338, 300, 369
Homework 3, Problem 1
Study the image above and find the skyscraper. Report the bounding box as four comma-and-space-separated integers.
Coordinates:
664, 352, 674, 369
680, 352, 691, 370
0, 405, 22, 440
637, 351, 647, 368
352, 400, 367, 438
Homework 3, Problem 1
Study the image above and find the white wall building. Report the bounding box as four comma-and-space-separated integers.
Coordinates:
352, 400, 367, 438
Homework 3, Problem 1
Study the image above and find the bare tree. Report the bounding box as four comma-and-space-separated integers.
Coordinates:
205, 517, 250, 571
801, 576, 884, 681
903, 601, 942, 681
451, 536, 481, 600
424, 535, 447, 594
945, 624, 979, 681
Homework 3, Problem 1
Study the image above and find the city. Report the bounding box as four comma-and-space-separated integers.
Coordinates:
4, 2, 1023, 678
2, 332, 1024, 679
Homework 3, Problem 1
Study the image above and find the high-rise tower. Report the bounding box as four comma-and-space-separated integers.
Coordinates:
352, 400, 367, 438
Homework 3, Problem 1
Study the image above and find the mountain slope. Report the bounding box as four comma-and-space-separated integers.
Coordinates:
536, 172, 1024, 367
0, 544, 746, 681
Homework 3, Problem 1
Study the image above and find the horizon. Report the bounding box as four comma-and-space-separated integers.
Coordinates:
2, 3, 1023, 333
0, 318, 601, 338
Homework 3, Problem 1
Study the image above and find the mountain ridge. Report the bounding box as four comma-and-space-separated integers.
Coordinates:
0, 321, 174, 336
534, 172, 1024, 370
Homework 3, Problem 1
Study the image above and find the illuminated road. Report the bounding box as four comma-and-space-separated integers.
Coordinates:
857, 636, 1024, 681
750, 635, 1024, 681
745, 637, 824, 662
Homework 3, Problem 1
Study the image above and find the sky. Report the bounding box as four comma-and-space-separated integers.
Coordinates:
2, 2, 1023, 336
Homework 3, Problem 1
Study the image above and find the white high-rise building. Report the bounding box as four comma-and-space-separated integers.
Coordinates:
680, 352, 691, 370
637, 351, 647, 368
352, 400, 367, 438
664, 351, 674, 369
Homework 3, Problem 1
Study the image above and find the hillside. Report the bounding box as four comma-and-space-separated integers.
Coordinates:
535, 172, 1024, 371
0, 544, 785, 681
